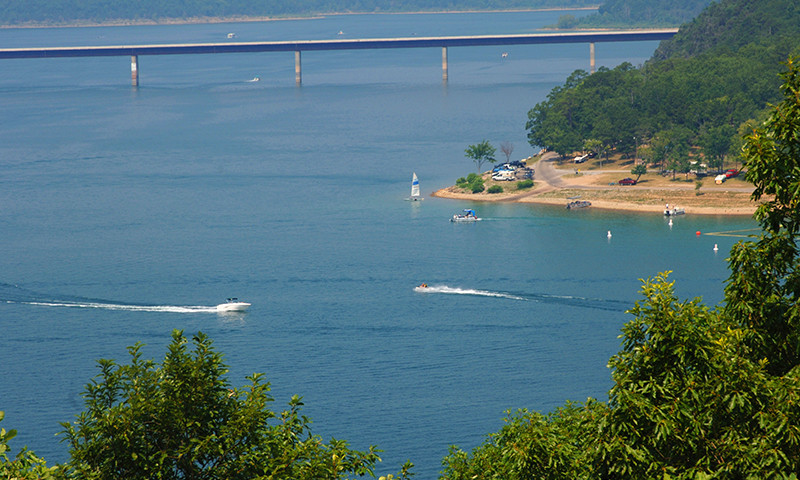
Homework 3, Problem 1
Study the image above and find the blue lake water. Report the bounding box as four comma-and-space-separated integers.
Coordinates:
0, 10, 757, 479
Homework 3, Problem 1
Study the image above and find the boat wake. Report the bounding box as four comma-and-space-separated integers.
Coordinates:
20, 301, 219, 314
414, 285, 525, 301
414, 284, 628, 311
0, 282, 232, 314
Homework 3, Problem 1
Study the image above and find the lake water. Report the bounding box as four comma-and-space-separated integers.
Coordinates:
0, 10, 757, 479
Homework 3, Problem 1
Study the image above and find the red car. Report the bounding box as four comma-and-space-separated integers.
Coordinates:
725, 168, 739, 178
618, 177, 637, 185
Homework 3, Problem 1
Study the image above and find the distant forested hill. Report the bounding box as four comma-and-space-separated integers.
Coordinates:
525, 0, 800, 175
571, 0, 713, 27
0, 0, 597, 26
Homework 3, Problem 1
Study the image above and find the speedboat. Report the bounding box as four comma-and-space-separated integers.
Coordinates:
247, 77, 260, 82
216, 298, 251, 312
450, 209, 481, 222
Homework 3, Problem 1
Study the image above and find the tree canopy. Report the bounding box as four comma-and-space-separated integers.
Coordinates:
58, 330, 408, 480
527, 0, 800, 171
571, 0, 714, 28
442, 56, 800, 480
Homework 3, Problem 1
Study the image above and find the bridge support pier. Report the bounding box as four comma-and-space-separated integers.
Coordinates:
589, 42, 595, 74
295, 51, 302, 85
442, 47, 448, 83
131, 55, 139, 86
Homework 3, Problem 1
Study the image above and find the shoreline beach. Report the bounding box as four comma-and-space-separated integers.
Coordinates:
432, 152, 759, 216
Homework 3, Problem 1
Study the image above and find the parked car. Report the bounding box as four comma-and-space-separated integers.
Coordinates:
618, 177, 637, 185
725, 168, 739, 178
715, 174, 727, 184
574, 154, 589, 163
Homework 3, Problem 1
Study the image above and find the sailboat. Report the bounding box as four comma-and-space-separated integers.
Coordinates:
406, 172, 423, 201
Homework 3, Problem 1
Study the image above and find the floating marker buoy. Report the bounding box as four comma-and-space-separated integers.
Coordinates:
607, 230, 612, 238
714, 244, 718, 251
696, 231, 701, 236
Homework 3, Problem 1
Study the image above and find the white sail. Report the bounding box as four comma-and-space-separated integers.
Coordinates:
411, 172, 420, 198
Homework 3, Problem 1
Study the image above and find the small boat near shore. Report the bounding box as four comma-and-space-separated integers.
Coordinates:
664, 207, 686, 216
216, 298, 251, 312
566, 200, 591, 209
406, 172, 423, 201
451, 209, 481, 222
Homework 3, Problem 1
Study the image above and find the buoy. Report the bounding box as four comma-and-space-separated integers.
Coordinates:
713, 244, 718, 251
607, 230, 612, 238
696, 231, 701, 236
668, 218, 673, 226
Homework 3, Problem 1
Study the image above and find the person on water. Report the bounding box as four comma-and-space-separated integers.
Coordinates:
419, 283, 428, 288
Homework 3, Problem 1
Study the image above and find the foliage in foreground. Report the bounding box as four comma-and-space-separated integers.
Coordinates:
57, 330, 411, 480
441, 58, 800, 479
0, 411, 59, 479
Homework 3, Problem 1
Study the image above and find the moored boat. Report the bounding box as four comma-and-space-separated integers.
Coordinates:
664, 207, 686, 216
566, 200, 591, 209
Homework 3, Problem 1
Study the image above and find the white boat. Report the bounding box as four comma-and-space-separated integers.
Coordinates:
406, 172, 423, 201
451, 209, 481, 222
216, 298, 251, 312
247, 77, 260, 82
664, 207, 686, 216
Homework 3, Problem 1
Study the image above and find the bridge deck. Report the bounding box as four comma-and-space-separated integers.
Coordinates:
0, 30, 677, 59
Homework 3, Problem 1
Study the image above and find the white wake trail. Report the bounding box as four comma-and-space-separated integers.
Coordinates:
23, 301, 219, 314
413, 285, 526, 301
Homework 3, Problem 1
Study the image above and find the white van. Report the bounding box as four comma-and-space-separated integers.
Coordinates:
492, 171, 516, 181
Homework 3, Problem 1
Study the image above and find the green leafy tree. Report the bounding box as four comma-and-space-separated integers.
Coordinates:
725, 56, 800, 376
0, 411, 60, 479
631, 163, 646, 182
443, 59, 800, 480
61, 330, 390, 480
698, 124, 735, 172
464, 140, 496, 173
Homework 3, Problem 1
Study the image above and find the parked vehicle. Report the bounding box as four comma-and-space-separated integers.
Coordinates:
492, 171, 516, 181
618, 177, 637, 185
725, 168, 739, 178
574, 154, 589, 163
715, 174, 727, 184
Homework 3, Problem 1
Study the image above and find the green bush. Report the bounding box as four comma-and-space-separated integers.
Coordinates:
516, 179, 534, 189
457, 173, 485, 193
488, 185, 503, 193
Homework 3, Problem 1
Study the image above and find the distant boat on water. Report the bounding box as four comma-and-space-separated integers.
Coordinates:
406, 172, 423, 201
216, 298, 250, 312
451, 209, 481, 222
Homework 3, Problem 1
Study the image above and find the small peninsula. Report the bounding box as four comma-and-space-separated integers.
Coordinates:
433, 151, 758, 215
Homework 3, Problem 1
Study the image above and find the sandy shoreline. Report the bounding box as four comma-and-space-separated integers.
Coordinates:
432, 153, 760, 216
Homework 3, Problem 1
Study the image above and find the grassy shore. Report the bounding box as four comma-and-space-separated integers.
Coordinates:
432, 152, 760, 216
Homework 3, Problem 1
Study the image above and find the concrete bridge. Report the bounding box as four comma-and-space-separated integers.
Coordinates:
0, 29, 678, 86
